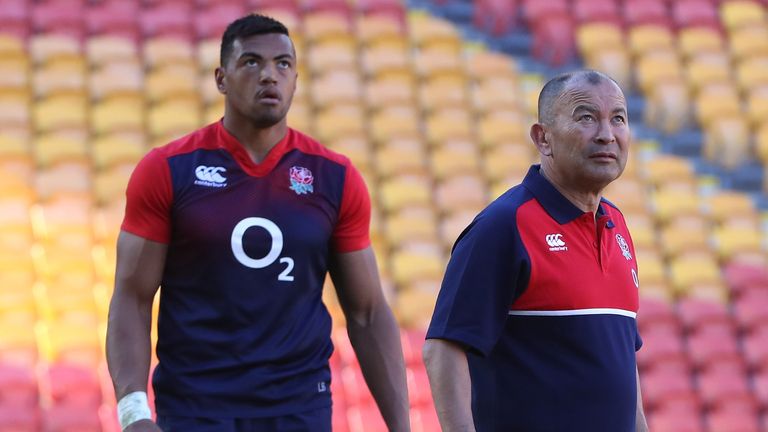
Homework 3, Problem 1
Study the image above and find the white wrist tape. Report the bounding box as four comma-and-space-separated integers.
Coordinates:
117, 391, 152, 430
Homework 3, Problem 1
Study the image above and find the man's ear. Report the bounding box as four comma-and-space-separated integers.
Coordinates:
530, 123, 552, 157
215, 67, 226, 95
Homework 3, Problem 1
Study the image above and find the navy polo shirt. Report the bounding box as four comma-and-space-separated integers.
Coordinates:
427, 165, 642, 431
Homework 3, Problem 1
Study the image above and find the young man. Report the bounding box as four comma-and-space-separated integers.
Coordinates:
106, 14, 410, 432
423, 70, 648, 432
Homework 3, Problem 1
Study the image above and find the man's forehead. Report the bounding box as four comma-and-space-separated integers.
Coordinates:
232, 33, 295, 55
560, 78, 626, 109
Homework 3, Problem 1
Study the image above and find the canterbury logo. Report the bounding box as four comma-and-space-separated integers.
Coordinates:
194, 165, 227, 188
545, 233, 568, 251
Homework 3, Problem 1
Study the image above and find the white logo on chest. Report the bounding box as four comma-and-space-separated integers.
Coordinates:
194, 165, 227, 188
545, 233, 568, 251
616, 234, 632, 260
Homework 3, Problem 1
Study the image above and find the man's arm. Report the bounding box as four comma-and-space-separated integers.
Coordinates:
636, 366, 648, 432
422, 338, 475, 432
106, 231, 167, 432
329, 246, 410, 432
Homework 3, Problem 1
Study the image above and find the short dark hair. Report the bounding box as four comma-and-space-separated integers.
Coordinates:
537, 70, 615, 123
220, 14, 290, 66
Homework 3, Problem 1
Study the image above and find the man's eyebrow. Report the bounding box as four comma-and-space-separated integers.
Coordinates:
572, 104, 598, 114
238, 52, 295, 60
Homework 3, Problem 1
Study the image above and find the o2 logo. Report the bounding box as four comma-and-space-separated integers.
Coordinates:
230, 217, 294, 281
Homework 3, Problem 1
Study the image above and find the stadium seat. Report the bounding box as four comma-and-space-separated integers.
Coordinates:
33, 93, 88, 134
677, 297, 732, 333
424, 108, 473, 146
0, 405, 41, 432
735, 56, 768, 95
389, 244, 444, 288
384, 206, 439, 246
144, 63, 198, 104
623, 0, 671, 28
672, 0, 722, 29
375, 138, 427, 180
687, 323, 744, 371
193, 3, 245, 41
728, 23, 768, 63
32, 1, 84, 40
434, 174, 486, 214
696, 361, 755, 410
395, 285, 439, 328
408, 13, 462, 54
634, 50, 683, 96
35, 162, 92, 200
571, 0, 621, 25
429, 140, 481, 181
659, 222, 710, 260
312, 105, 366, 144
529, 13, 577, 66
705, 405, 761, 432
139, 1, 193, 41
378, 173, 433, 214
346, 403, 387, 432
0, 362, 38, 408
0, 0, 30, 39
89, 60, 143, 101
720, 0, 766, 31
86, 35, 139, 69
85, 1, 139, 41
684, 51, 732, 96
406, 366, 432, 407
43, 403, 103, 432
34, 132, 88, 168
742, 324, 768, 369
310, 70, 363, 106
640, 362, 697, 410
521, 0, 569, 29
628, 25, 676, 60
473, 0, 519, 35
43, 362, 103, 408
369, 106, 421, 145
482, 142, 535, 184
677, 26, 725, 60
29, 33, 82, 66
703, 116, 751, 169
746, 84, 768, 129
636, 325, 687, 369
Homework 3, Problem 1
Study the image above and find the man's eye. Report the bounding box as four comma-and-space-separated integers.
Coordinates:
278, 61, 291, 69
613, 115, 626, 123
245, 59, 258, 66
580, 114, 595, 121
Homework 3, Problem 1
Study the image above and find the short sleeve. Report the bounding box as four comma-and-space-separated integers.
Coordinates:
426, 206, 527, 356
121, 149, 174, 243
331, 162, 371, 252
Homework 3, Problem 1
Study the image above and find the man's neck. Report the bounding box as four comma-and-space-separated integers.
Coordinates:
539, 164, 603, 216
222, 115, 288, 164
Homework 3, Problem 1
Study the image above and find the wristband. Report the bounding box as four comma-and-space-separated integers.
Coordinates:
117, 391, 152, 430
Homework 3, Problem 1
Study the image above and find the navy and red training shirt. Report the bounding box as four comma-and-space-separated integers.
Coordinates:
427, 165, 642, 431
122, 121, 371, 418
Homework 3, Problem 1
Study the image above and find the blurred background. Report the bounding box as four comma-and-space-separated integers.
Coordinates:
1, 0, 768, 430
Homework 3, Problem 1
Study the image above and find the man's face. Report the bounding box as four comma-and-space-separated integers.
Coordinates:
542, 78, 629, 190
217, 33, 297, 128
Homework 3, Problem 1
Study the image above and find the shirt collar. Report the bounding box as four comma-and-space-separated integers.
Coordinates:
521, 164, 608, 225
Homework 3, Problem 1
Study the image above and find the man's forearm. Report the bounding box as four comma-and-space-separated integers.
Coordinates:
106, 291, 154, 400
347, 302, 411, 432
423, 339, 475, 432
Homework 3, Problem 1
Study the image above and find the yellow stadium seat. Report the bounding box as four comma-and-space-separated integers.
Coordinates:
0, 156, 34, 197
712, 226, 764, 261
379, 173, 433, 213
476, 109, 527, 149
746, 84, 768, 129
651, 189, 702, 224
634, 50, 684, 96
363, 74, 416, 108
605, 177, 650, 215
471, 77, 524, 115
684, 51, 732, 96
677, 27, 725, 60
285, 99, 309, 133
33, 93, 88, 133
430, 140, 481, 181
482, 142, 536, 184
34, 132, 88, 167
34, 162, 92, 200
735, 56, 768, 94
705, 191, 757, 225
144, 64, 199, 104
408, 13, 462, 53
0, 132, 29, 158
356, 13, 404, 46
310, 70, 363, 106
418, 72, 469, 112
395, 286, 438, 329
720, 0, 766, 31
312, 105, 366, 143
94, 163, 134, 206
369, 105, 421, 144
628, 25, 675, 59
0, 33, 24, 58
303, 11, 352, 43
643, 79, 691, 134
90, 94, 145, 136
305, 35, 358, 74
424, 108, 473, 146
621, 211, 656, 250
384, 206, 439, 246
668, 252, 722, 297
465, 50, 518, 83
434, 174, 487, 214
0, 320, 39, 365
0, 55, 29, 91
147, 96, 202, 139
703, 116, 750, 169
438, 207, 478, 247
577, 22, 624, 57
635, 247, 667, 286
643, 155, 695, 189
694, 82, 742, 125
390, 244, 445, 287
326, 134, 372, 177
86, 35, 138, 68
91, 132, 145, 170
659, 223, 711, 260
89, 60, 143, 101
413, 48, 463, 79
360, 36, 411, 78
29, 33, 81, 65
582, 46, 632, 91
143, 36, 195, 70
33, 57, 86, 99
38, 319, 103, 367
197, 37, 220, 72
374, 136, 427, 178
728, 23, 768, 62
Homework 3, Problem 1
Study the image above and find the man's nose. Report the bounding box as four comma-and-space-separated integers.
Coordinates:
259, 64, 277, 83
594, 119, 616, 144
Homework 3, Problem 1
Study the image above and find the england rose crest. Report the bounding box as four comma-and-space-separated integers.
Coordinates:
289, 166, 314, 195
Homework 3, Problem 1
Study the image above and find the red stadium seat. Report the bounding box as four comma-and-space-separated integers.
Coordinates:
672, 0, 722, 29
623, 0, 671, 27
0, 405, 41, 432
648, 404, 704, 432
194, 3, 246, 40
406, 366, 432, 407
572, 0, 622, 24
733, 290, 768, 331
641, 362, 698, 410
42, 362, 103, 408
43, 403, 103, 432
140, 2, 194, 41
636, 326, 687, 369
743, 325, 768, 370
340, 366, 375, 407
677, 297, 732, 333
0, 362, 38, 408
754, 369, 768, 410
346, 403, 387, 432
411, 404, 440, 432
400, 328, 426, 367
32, 1, 85, 39
723, 261, 768, 297
696, 362, 755, 410
687, 323, 743, 370
705, 404, 761, 432
0, 0, 30, 39
530, 13, 577, 66
521, 0, 568, 29
332, 328, 358, 368
85, 2, 139, 41
638, 296, 680, 333
473, 0, 519, 36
